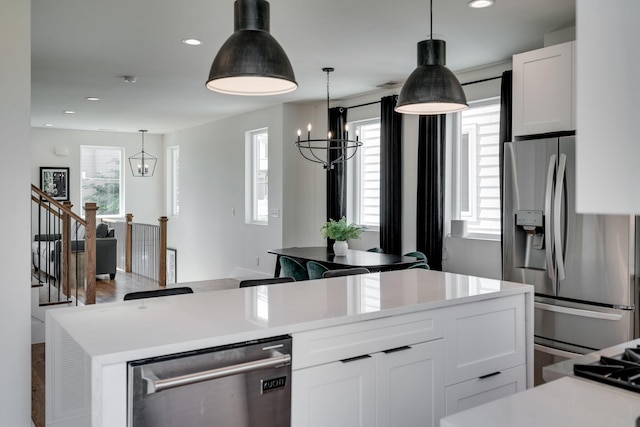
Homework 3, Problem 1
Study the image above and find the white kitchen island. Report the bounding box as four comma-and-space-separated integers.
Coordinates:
46, 269, 534, 427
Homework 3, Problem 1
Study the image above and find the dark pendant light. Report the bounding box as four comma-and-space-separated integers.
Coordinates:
206, 0, 297, 96
129, 130, 157, 177
396, 0, 468, 114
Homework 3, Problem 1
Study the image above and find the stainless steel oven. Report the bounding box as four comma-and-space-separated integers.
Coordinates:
127, 335, 292, 427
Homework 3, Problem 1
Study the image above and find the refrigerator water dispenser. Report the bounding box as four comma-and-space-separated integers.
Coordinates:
515, 210, 545, 269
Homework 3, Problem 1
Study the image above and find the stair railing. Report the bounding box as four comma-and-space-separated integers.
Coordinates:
102, 214, 168, 286
31, 184, 98, 305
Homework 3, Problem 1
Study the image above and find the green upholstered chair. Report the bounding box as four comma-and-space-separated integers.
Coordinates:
404, 250, 427, 261
367, 247, 385, 253
279, 256, 309, 281
322, 267, 370, 278
306, 261, 329, 280
407, 262, 430, 270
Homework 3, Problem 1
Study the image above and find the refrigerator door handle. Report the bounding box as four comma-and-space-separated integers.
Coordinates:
554, 153, 567, 281
544, 154, 556, 281
534, 302, 624, 321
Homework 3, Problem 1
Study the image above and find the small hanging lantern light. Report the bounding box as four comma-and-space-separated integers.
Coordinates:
129, 130, 157, 177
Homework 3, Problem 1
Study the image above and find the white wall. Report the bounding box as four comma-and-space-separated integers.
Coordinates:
1, 1, 32, 425
164, 105, 285, 281
31, 128, 164, 224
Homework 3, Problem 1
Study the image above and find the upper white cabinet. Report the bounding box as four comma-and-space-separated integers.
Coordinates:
575, 1, 640, 214
512, 41, 575, 137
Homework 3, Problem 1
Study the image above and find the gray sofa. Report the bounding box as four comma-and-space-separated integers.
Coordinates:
32, 223, 118, 280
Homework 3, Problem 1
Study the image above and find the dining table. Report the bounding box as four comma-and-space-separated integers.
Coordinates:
267, 246, 422, 278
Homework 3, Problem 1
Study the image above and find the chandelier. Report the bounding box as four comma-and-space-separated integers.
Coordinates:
128, 130, 157, 177
294, 68, 362, 170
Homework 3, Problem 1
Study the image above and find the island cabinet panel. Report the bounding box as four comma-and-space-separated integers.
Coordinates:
444, 294, 526, 386
291, 356, 376, 427
291, 340, 445, 427
376, 340, 445, 427
444, 364, 526, 416
512, 41, 575, 137
292, 309, 443, 370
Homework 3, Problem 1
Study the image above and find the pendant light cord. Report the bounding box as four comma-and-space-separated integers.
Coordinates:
430, 0, 433, 40
326, 69, 330, 138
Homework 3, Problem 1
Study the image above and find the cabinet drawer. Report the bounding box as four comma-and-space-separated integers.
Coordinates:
293, 310, 443, 370
444, 295, 526, 385
444, 364, 526, 416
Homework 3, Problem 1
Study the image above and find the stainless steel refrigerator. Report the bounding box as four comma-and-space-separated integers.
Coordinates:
502, 135, 638, 384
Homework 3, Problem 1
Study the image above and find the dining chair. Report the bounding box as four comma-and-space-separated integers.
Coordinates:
322, 267, 371, 278
123, 286, 194, 301
239, 277, 295, 288
279, 256, 309, 281
404, 251, 428, 261
407, 262, 430, 270
306, 261, 329, 280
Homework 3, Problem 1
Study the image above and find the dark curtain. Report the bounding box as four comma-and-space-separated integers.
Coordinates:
499, 70, 513, 277
416, 115, 446, 271
326, 106, 348, 250
379, 95, 403, 255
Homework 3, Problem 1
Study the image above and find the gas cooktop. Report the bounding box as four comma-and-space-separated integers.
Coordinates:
574, 345, 640, 394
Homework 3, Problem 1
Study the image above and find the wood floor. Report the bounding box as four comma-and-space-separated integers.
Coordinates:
31, 270, 240, 427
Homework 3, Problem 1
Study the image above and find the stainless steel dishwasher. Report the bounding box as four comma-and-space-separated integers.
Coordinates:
127, 335, 292, 427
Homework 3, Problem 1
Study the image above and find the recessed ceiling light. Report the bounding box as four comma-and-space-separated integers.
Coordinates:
182, 38, 202, 46
123, 76, 137, 83
468, 0, 494, 8
44, 123, 54, 127
85, 96, 101, 101
63, 110, 75, 114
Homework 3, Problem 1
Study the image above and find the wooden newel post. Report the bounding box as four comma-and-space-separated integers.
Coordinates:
125, 213, 133, 273
159, 216, 168, 287
84, 203, 98, 304
62, 201, 73, 298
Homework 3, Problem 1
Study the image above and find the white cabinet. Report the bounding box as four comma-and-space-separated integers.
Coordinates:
292, 310, 445, 427
445, 364, 526, 416
291, 340, 445, 427
376, 341, 445, 427
575, 2, 640, 215
443, 294, 527, 414
292, 355, 377, 427
512, 41, 575, 137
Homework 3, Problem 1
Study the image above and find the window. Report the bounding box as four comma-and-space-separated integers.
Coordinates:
452, 98, 501, 237
168, 146, 180, 216
348, 118, 381, 228
245, 128, 268, 224
80, 146, 124, 217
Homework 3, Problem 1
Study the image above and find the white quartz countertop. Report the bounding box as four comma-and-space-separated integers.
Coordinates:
441, 376, 640, 427
47, 269, 532, 364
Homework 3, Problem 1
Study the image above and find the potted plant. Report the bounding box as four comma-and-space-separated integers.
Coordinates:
321, 217, 363, 256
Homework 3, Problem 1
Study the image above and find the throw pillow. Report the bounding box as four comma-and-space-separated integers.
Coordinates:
96, 223, 109, 238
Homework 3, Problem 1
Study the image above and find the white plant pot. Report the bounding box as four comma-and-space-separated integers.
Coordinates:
333, 240, 348, 257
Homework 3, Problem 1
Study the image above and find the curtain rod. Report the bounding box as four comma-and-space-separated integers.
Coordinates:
344, 100, 382, 110
461, 75, 502, 86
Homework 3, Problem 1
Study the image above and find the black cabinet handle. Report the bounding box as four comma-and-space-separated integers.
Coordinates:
383, 346, 412, 354
340, 354, 372, 363
478, 371, 501, 380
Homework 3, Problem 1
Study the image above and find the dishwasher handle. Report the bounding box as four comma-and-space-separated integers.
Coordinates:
142, 352, 291, 395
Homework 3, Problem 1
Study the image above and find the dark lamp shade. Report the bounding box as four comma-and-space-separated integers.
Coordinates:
396, 39, 468, 115
206, 30, 297, 96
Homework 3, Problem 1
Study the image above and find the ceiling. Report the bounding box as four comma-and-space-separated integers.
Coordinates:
31, 0, 575, 135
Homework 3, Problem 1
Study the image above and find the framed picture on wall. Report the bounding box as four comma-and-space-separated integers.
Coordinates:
40, 167, 70, 201
167, 248, 177, 285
